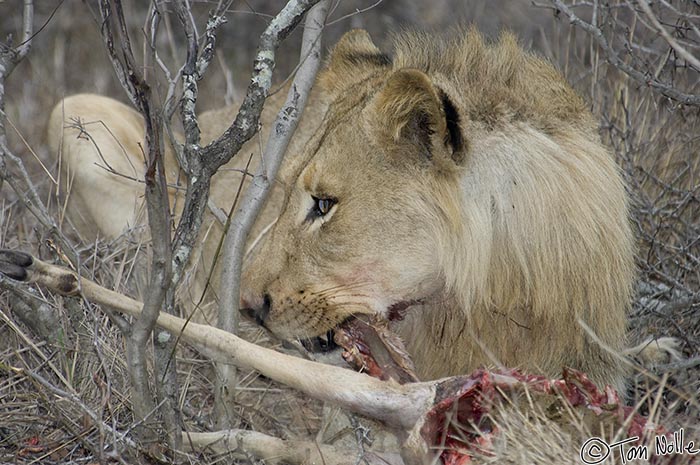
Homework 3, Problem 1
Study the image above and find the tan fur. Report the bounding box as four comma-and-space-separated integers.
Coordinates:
49, 29, 635, 392
48, 89, 325, 323
241, 29, 635, 392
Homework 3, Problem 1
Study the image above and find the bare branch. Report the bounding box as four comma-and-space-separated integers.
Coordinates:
635, 0, 700, 71
202, 0, 321, 169
98, 0, 178, 448
0, 0, 34, 73
547, 0, 700, 105
0, 0, 79, 267
173, 2, 204, 158
169, 0, 322, 285
213, 0, 329, 429
98, 1, 141, 110
5, 253, 434, 431
16, 0, 35, 61
10, 364, 139, 451
94, 0, 329, 450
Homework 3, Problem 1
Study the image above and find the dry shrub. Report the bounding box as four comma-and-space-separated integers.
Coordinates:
1, 1, 698, 464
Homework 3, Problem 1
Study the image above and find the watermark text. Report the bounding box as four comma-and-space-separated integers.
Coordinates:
580, 428, 698, 464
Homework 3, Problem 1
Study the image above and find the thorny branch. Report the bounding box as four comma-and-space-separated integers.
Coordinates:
635, 0, 700, 72
543, 0, 700, 105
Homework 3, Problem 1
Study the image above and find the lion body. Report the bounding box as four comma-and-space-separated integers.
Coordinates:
49, 29, 634, 391
48, 89, 325, 323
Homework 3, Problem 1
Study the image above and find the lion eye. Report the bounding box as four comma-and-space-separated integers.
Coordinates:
310, 196, 336, 219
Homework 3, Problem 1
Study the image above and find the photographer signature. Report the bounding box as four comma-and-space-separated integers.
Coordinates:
580, 428, 698, 464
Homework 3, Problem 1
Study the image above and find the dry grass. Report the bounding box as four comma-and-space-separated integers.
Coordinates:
0, 0, 698, 464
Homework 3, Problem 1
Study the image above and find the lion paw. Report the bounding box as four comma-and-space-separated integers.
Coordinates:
0, 250, 34, 281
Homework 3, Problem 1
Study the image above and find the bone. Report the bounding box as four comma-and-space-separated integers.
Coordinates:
0, 251, 435, 433
181, 430, 404, 465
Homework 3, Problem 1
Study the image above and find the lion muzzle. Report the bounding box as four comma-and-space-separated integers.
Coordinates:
240, 293, 272, 327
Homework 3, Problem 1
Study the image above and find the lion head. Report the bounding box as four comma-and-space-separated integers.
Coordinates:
241, 30, 467, 341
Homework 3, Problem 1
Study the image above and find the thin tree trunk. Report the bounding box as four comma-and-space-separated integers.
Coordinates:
214, 0, 329, 429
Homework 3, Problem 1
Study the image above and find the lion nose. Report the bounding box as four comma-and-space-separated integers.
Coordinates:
253, 293, 272, 326
239, 293, 271, 327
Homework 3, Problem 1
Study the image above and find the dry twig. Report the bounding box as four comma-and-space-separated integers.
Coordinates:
541, 0, 700, 105
214, 0, 329, 429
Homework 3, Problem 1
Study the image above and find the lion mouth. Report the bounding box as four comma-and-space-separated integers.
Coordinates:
241, 299, 421, 382
300, 330, 339, 353
299, 299, 420, 354
296, 298, 423, 355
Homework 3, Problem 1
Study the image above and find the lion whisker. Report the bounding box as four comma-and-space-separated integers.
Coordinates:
325, 292, 372, 300
313, 281, 373, 297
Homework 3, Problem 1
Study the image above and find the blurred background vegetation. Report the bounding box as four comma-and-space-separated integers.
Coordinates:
1, 1, 698, 463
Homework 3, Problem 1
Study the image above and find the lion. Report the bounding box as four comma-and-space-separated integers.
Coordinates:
239, 28, 637, 393
48, 28, 643, 394
47, 81, 326, 324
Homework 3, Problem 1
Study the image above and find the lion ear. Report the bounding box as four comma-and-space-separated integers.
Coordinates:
319, 29, 391, 95
368, 68, 466, 165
